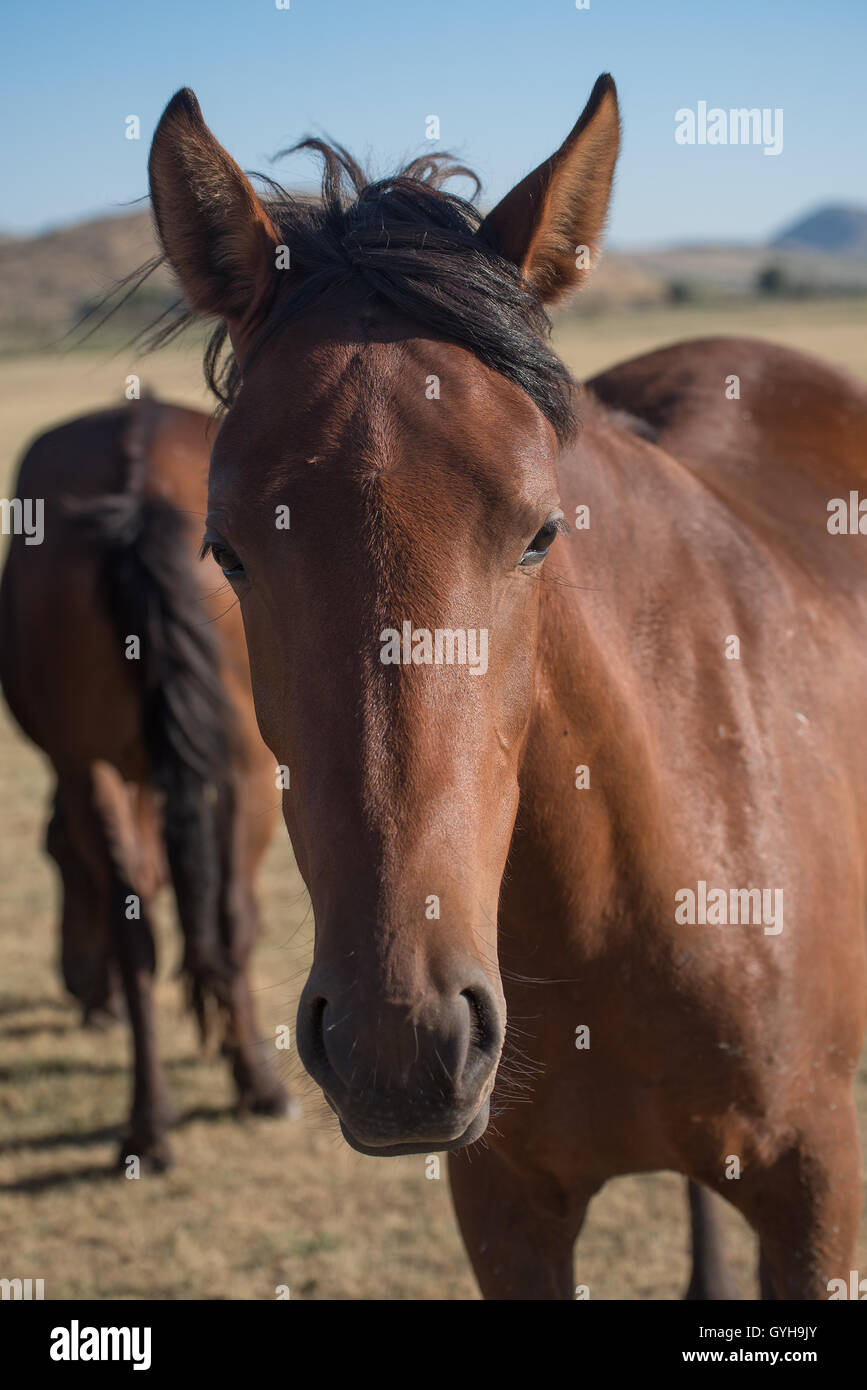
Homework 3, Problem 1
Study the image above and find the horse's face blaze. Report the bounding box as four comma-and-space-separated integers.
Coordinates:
208, 313, 560, 1151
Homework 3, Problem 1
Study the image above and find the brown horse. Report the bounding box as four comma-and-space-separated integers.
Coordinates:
0, 396, 291, 1169
145, 75, 867, 1295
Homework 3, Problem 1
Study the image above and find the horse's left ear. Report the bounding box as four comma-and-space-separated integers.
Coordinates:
478, 74, 620, 305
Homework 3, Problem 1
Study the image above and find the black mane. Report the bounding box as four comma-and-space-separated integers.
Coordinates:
151, 141, 577, 443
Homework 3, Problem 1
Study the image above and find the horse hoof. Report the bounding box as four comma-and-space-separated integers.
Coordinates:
82, 1005, 122, 1032
117, 1136, 176, 1174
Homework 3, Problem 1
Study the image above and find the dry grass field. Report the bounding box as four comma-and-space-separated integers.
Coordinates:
2, 298, 867, 1300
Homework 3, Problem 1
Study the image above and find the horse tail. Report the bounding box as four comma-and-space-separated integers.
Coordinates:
71, 395, 234, 1041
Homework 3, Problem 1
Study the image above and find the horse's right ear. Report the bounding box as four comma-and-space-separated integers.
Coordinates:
148, 89, 280, 350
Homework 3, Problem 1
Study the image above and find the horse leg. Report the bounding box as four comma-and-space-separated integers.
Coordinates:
65, 764, 176, 1170
683, 1179, 741, 1300
220, 954, 293, 1116
216, 776, 292, 1117
724, 1092, 861, 1300
47, 784, 122, 1028
165, 765, 290, 1116
448, 1144, 597, 1299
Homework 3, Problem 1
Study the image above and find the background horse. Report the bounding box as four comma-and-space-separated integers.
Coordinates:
0, 396, 291, 1169
145, 76, 867, 1294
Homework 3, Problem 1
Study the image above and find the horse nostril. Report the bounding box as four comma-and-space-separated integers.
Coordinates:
459, 980, 502, 1085
298, 994, 331, 1083
462, 987, 487, 1051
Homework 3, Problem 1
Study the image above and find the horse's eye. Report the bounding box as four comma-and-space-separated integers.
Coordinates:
212, 545, 245, 577
519, 514, 564, 567
202, 535, 245, 578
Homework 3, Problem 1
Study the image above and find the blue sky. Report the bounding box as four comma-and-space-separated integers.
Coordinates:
1, 0, 864, 245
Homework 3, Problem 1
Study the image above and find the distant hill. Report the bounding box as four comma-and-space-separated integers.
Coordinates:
589, 242, 867, 306
771, 205, 867, 257
0, 209, 171, 346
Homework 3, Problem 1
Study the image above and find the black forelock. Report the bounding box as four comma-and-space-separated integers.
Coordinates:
203, 140, 577, 443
